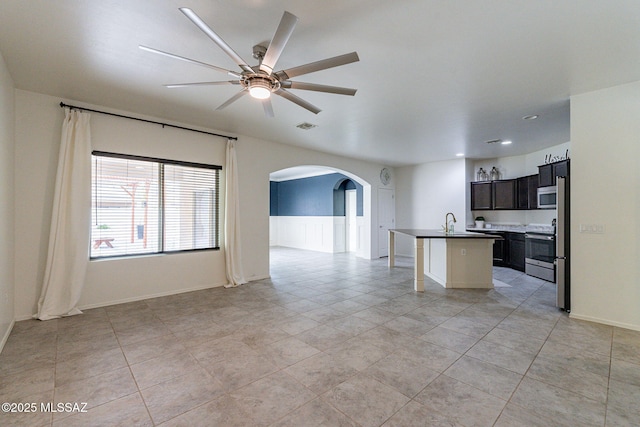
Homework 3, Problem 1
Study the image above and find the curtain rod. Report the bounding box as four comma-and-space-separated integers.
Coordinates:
59, 102, 237, 141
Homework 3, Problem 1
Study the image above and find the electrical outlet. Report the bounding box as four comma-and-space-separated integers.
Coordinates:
580, 224, 605, 234
461, 248, 466, 256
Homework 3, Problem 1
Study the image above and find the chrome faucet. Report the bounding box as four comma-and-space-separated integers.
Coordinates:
445, 212, 457, 234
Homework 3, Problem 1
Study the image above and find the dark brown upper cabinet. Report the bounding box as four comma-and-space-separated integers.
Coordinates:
471, 160, 568, 211
492, 179, 517, 210
517, 174, 539, 209
471, 182, 493, 210
538, 160, 569, 187
527, 174, 539, 209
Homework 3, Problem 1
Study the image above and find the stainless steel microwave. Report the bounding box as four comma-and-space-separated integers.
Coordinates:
537, 186, 557, 209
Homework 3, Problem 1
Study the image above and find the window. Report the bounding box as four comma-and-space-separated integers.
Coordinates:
91, 151, 220, 259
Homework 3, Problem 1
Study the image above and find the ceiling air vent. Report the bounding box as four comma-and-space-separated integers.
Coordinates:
296, 122, 317, 130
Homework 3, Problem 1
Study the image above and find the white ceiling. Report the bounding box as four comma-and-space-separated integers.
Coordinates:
1, 1, 639, 166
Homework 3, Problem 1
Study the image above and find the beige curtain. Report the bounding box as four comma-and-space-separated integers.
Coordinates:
224, 139, 246, 287
36, 108, 91, 320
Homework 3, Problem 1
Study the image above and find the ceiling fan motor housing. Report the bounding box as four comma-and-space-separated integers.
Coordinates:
244, 75, 280, 99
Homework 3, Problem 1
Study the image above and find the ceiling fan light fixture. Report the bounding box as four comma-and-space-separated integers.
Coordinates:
249, 79, 272, 99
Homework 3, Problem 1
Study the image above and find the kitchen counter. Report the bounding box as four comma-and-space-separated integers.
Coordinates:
466, 224, 555, 234
389, 229, 501, 292
391, 229, 502, 239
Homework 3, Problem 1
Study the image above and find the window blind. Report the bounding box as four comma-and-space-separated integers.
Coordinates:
90, 152, 220, 259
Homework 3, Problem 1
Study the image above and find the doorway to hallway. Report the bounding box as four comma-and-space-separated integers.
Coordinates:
377, 188, 395, 257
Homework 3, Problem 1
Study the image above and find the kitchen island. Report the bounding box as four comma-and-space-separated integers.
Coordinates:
388, 229, 501, 292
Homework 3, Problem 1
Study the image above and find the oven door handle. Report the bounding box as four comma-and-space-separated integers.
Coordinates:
525, 234, 554, 240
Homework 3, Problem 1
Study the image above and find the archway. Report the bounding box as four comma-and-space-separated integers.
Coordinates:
268, 165, 371, 262
333, 178, 359, 252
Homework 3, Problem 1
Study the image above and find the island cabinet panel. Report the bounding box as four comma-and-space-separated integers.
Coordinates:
471, 182, 493, 210
492, 179, 517, 210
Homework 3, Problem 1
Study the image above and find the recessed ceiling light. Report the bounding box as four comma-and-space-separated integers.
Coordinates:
501, 140, 512, 145
522, 114, 539, 120
455, 153, 464, 157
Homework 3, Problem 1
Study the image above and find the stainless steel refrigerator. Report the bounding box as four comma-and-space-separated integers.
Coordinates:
556, 176, 570, 311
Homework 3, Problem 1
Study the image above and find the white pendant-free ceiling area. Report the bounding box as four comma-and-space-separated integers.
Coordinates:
1, 1, 639, 165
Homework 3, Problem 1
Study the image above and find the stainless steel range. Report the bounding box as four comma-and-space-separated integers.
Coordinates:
525, 226, 555, 282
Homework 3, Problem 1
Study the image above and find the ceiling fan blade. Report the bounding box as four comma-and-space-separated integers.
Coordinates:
262, 98, 275, 118
216, 89, 248, 110
164, 81, 240, 88
281, 81, 357, 96
260, 11, 298, 75
179, 8, 254, 74
275, 89, 321, 114
139, 45, 242, 78
275, 52, 359, 79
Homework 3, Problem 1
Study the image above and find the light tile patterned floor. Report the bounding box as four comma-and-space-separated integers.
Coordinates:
1, 247, 639, 426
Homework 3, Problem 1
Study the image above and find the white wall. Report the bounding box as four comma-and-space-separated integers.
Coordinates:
0, 51, 15, 348
13, 90, 391, 319
394, 158, 468, 256
570, 81, 640, 330
14, 90, 227, 319
235, 136, 391, 280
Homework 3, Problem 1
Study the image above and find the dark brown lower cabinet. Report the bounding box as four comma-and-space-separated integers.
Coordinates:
507, 233, 525, 272
490, 233, 506, 266
480, 231, 525, 271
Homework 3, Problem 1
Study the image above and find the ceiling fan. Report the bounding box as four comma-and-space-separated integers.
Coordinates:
140, 8, 360, 117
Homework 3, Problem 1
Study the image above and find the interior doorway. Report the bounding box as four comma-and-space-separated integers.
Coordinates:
268, 165, 371, 262
345, 189, 357, 252
378, 188, 395, 257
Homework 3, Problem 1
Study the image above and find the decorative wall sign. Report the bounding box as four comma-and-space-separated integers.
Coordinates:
544, 149, 570, 164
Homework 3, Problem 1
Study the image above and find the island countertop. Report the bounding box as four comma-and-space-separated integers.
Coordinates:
390, 229, 503, 239
388, 229, 500, 292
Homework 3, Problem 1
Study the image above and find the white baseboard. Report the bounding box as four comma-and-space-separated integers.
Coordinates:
17, 281, 228, 320
16, 276, 275, 322
0, 319, 15, 354
245, 274, 271, 282
569, 312, 640, 332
